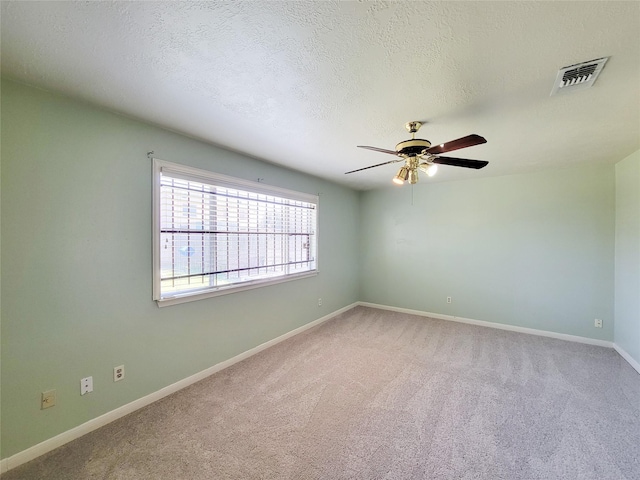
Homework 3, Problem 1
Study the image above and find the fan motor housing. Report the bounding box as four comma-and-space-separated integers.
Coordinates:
396, 139, 431, 155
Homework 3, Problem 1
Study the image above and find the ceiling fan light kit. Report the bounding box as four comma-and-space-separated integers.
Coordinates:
420, 162, 438, 177
407, 168, 418, 185
347, 121, 488, 185
393, 166, 410, 185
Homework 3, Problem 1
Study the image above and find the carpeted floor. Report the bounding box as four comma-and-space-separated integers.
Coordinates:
4, 306, 640, 479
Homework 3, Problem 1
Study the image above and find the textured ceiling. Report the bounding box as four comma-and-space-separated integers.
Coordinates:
2, 1, 639, 189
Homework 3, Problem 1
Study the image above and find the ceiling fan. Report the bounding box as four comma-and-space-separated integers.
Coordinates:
346, 121, 489, 185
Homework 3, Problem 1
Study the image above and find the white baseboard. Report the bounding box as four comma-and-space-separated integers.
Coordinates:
358, 302, 614, 348
613, 343, 640, 375
0, 302, 358, 474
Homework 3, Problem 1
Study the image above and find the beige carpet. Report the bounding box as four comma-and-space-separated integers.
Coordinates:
4, 306, 640, 479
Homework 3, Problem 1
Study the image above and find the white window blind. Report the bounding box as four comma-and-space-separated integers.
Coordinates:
153, 159, 318, 306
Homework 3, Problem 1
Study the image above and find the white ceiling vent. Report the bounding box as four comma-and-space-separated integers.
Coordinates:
550, 57, 609, 96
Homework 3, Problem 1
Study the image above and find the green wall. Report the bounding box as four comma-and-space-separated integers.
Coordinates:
614, 150, 640, 365
0, 79, 360, 458
359, 166, 616, 340
0, 77, 633, 463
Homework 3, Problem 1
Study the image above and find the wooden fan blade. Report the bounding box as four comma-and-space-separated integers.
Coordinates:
431, 156, 489, 169
345, 158, 404, 174
425, 134, 487, 155
357, 145, 399, 155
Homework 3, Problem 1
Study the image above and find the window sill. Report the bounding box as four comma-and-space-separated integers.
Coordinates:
155, 270, 318, 307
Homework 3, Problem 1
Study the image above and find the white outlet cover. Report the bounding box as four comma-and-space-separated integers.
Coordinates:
80, 376, 93, 395
114, 365, 125, 382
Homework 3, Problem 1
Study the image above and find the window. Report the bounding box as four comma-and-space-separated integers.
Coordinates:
153, 159, 318, 306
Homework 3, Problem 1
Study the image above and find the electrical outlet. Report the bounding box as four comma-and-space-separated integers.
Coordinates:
80, 376, 93, 395
594, 318, 603, 328
447, 296, 452, 304
318, 298, 322, 306
41, 390, 56, 409
114, 365, 125, 382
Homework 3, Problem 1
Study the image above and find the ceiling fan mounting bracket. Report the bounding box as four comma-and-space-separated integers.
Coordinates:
405, 121, 422, 134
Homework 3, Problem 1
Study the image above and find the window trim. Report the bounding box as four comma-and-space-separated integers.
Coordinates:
152, 158, 319, 307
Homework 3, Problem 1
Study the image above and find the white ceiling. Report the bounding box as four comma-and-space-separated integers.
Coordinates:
2, 1, 639, 189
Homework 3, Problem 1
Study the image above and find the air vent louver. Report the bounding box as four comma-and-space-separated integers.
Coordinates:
550, 57, 608, 96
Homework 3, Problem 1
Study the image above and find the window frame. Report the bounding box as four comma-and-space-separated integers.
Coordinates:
152, 158, 319, 307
